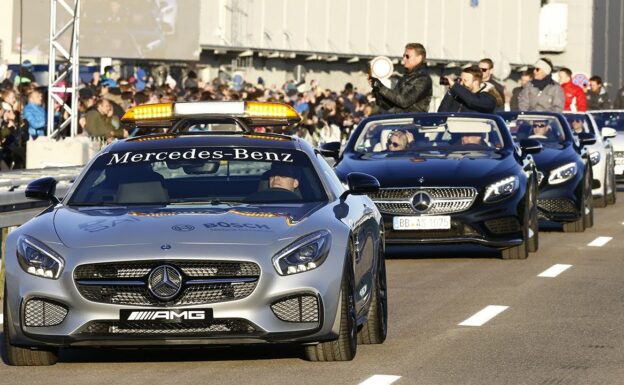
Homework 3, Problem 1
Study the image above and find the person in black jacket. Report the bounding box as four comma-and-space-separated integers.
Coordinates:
370, 43, 432, 113
438, 65, 496, 113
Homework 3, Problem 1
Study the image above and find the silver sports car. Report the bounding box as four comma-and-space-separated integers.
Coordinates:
2, 102, 386, 365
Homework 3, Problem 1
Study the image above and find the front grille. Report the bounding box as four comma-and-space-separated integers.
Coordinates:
74, 261, 260, 306
24, 299, 68, 327
271, 295, 319, 323
368, 187, 478, 215
78, 319, 257, 336
484, 217, 521, 234
538, 199, 577, 214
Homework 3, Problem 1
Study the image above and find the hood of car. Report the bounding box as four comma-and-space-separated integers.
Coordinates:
53, 204, 323, 249
609, 134, 624, 151
531, 142, 580, 171
336, 150, 518, 187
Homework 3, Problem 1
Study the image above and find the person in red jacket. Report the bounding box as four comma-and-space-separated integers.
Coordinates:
558, 67, 587, 112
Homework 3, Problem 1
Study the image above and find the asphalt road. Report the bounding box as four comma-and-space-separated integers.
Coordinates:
2, 192, 624, 385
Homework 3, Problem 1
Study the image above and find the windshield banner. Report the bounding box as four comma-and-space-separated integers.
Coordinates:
106, 148, 294, 166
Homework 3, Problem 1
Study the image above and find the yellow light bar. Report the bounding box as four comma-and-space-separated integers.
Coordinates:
243, 134, 290, 141
121, 103, 173, 122
245, 102, 300, 120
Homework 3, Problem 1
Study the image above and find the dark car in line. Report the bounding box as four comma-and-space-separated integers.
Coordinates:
497, 111, 595, 232
327, 113, 541, 260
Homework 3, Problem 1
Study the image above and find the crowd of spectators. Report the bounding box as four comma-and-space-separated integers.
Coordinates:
0, 61, 381, 171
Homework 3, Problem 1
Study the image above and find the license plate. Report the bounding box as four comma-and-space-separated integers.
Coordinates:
120, 308, 213, 323
393, 216, 451, 230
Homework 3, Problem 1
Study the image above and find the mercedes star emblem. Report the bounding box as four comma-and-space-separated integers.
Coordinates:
412, 191, 432, 213
148, 265, 182, 300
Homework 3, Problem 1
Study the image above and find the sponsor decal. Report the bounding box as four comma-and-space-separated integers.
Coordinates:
203, 221, 272, 231
107, 148, 294, 166
172, 224, 195, 232
79, 217, 140, 233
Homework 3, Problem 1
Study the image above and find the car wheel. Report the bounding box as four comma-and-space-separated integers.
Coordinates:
584, 171, 594, 228
607, 166, 617, 205
527, 180, 539, 253
501, 195, 529, 260
357, 249, 388, 345
2, 287, 58, 366
304, 260, 357, 361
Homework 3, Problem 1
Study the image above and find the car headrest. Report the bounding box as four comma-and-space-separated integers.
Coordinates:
117, 181, 168, 204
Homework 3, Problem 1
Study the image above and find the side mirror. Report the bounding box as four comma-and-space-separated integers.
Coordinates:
578, 132, 597, 146
341, 172, 380, 199
25, 177, 60, 204
602, 127, 617, 139
319, 141, 341, 159
519, 139, 542, 155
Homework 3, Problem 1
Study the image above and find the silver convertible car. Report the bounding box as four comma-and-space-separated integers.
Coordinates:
2, 102, 386, 365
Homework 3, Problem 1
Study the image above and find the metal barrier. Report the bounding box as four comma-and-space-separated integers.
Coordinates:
0, 166, 82, 228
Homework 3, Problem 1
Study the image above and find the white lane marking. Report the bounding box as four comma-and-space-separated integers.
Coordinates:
358, 375, 401, 385
0, 314, 3, 325
538, 264, 572, 278
588, 236, 613, 247
459, 305, 509, 327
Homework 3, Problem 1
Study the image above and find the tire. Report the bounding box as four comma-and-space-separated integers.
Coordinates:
357, 250, 388, 345
502, 195, 529, 260
527, 180, 539, 253
593, 168, 608, 208
584, 171, 594, 229
607, 166, 617, 205
304, 261, 357, 362
2, 289, 58, 366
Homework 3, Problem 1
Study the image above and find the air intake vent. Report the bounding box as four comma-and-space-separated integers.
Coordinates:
24, 298, 68, 327
271, 295, 319, 323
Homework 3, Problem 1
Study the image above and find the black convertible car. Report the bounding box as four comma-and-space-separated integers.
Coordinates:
328, 113, 540, 259
497, 112, 595, 232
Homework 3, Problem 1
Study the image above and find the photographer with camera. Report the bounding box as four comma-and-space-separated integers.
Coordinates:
437, 65, 496, 113
369, 43, 432, 113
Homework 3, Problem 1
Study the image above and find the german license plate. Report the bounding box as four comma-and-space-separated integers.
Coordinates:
393, 216, 451, 230
120, 308, 213, 324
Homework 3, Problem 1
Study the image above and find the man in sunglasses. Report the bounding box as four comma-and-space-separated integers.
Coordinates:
518, 58, 564, 112
369, 43, 432, 113
528, 120, 551, 140
479, 58, 505, 111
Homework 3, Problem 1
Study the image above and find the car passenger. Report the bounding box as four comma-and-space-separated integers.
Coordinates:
570, 118, 584, 134
386, 130, 410, 151
461, 133, 487, 146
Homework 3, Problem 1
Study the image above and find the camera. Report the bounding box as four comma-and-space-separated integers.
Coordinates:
439, 77, 450, 86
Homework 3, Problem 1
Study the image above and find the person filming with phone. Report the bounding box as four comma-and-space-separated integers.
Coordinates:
369, 43, 432, 113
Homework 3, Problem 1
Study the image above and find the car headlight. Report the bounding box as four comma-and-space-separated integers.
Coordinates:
272, 230, 331, 275
484, 176, 519, 203
17, 235, 64, 279
548, 162, 578, 185
589, 151, 601, 166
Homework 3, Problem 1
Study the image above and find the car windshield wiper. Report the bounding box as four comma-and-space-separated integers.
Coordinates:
167, 199, 242, 206
67, 202, 126, 207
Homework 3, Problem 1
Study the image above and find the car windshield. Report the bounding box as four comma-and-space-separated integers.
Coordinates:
353, 116, 506, 153
68, 147, 328, 206
590, 111, 624, 132
565, 114, 594, 136
503, 115, 567, 143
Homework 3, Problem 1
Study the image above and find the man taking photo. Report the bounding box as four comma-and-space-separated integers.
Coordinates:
437, 65, 496, 113
370, 43, 432, 113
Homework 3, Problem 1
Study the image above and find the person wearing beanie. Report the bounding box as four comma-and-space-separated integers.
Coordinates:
518, 58, 564, 112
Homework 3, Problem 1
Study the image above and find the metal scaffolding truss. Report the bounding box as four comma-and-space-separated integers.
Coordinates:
46, 0, 81, 138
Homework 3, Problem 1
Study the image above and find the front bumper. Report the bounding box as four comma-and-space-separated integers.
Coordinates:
536, 176, 583, 223
379, 195, 525, 249
5, 254, 345, 349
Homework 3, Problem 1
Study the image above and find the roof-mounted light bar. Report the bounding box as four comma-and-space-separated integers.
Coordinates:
121, 101, 301, 125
